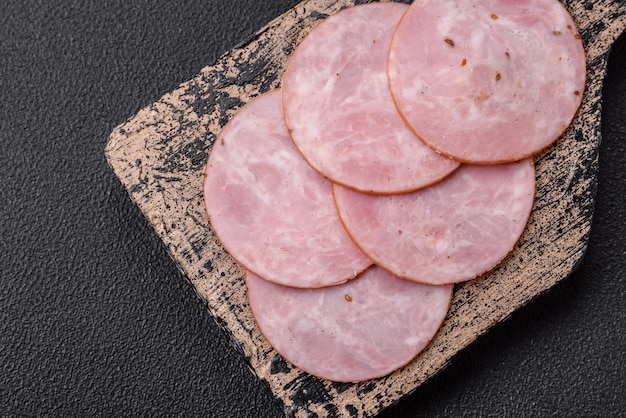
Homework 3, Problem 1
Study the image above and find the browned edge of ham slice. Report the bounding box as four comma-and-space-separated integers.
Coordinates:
387, 0, 586, 164
203, 90, 371, 289
282, 2, 459, 194
246, 266, 453, 382
333, 160, 537, 285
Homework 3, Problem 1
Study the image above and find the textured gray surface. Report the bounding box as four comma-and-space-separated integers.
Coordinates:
1, 1, 624, 417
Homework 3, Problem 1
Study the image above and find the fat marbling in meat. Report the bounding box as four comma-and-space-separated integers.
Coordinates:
203, 90, 371, 288
246, 266, 453, 382
282, 2, 459, 194
333, 160, 536, 285
388, 0, 586, 163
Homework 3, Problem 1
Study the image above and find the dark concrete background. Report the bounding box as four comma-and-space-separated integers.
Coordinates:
1, 1, 624, 416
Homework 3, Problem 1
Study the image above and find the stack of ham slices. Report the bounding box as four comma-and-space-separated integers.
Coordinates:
203, 0, 585, 383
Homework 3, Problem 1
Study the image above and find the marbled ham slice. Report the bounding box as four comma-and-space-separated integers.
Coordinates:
388, 0, 586, 163
246, 266, 452, 382
333, 160, 536, 285
203, 90, 371, 288
282, 3, 459, 194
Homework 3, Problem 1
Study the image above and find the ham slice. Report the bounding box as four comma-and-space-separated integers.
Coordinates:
203, 90, 371, 288
333, 160, 536, 285
246, 266, 453, 382
282, 2, 459, 194
388, 0, 586, 163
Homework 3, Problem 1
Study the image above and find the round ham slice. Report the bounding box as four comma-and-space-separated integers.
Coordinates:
282, 3, 459, 194
388, 0, 586, 164
246, 266, 452, 382
333, 160, 536, 285
203, 90, 371, 288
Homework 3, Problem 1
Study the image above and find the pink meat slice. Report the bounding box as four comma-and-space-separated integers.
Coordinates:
203, 90, 371, 288
246, 266, 452, 382
388, 0, 586, 164
282, 3, 459, 194
333, 160, 536, 285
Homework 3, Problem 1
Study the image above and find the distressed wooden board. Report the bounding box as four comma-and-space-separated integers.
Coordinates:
105, 1, 626, 417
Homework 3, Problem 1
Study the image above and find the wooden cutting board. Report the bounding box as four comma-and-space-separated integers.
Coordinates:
105, 1, 625, 417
